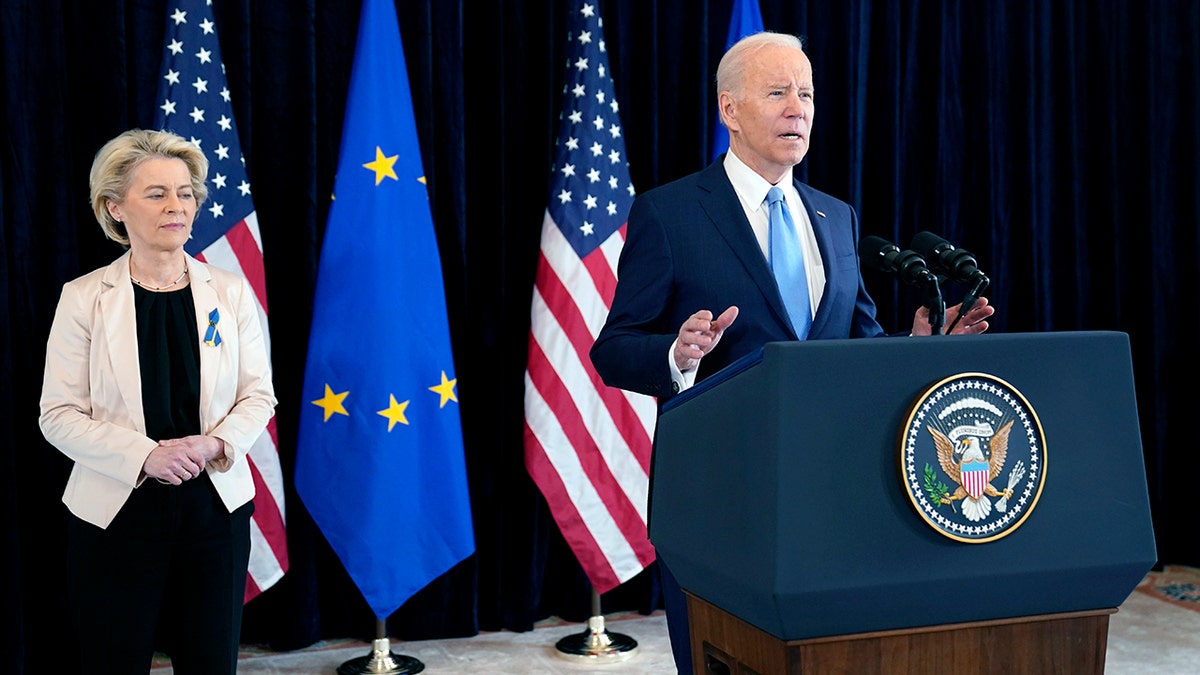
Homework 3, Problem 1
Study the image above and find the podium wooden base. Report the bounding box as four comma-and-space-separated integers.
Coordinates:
687, 593, 1114, 675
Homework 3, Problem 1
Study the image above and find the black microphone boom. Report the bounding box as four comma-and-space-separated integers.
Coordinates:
858, 235, 939, 287
859, 234, 945, 334
909, 231, 990, 334
910, 231, 987, 284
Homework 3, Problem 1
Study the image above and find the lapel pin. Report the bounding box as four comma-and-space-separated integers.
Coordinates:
204, 308, 223, 347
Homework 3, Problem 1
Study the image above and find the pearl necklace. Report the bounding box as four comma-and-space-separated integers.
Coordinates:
130, 268, 189, 291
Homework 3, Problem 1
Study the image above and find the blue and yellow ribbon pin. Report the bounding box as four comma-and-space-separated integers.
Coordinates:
203, 308, 222, 347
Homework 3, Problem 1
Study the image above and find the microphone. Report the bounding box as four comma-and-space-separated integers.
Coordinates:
910, 231, 987, 285
909, 231, 989, 333
858, 235, 938, 287
859, 234, 945, 335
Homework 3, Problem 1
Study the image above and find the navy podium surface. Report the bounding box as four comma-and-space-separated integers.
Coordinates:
651, 331, 1157, 642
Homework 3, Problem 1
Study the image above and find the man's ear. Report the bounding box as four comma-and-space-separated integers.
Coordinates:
718, 91, 739, 133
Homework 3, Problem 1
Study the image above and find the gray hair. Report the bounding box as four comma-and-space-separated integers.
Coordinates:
715, 31, 806, 99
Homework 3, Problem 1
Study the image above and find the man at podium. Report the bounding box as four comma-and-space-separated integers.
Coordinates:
590, 30, 993, 675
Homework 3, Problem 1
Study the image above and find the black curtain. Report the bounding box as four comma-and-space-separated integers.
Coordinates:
3, 0, 1197, 672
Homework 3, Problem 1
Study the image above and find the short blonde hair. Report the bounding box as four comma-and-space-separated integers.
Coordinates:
88, 128, 209, 246
716, 31, 806, 99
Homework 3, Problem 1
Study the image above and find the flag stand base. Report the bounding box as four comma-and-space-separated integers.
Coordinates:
337, 623, 424, 675
553, 588, 638, 663
554, 614, 639, 662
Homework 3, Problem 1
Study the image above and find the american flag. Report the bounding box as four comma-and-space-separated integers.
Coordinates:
152, 0, 288, 602
523, 1, 658, 594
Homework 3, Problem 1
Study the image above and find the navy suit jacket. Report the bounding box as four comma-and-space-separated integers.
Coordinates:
591, 159, 885, 405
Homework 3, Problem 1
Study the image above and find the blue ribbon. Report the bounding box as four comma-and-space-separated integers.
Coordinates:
203, 308, 222, 347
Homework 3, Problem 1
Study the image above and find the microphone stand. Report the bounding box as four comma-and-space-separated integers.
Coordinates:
921, 274, 945, 335
944, 273, 989, 334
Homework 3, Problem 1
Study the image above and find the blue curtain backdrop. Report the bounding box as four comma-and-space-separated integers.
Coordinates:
3, 0, 1197, 671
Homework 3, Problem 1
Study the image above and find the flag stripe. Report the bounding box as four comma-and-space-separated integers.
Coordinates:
580, 239, 619, 308
524, 381, 649, 587
224, 216, 269, 311
522, 426, 621, 591
593, 225, 626, 304
247, 432, 288, 562
524, 1, 658, 594
248, 419, 284, 509
196, 218, 268, 321
525, 329, 651, 540
532, 231, 652, 475
246, 519, 281, 593
536, 213, 651, 461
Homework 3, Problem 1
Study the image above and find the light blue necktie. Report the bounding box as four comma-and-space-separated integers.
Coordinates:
767, 186, 812, 339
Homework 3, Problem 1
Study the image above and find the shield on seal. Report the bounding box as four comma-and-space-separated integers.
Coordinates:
961, 459, 989, 500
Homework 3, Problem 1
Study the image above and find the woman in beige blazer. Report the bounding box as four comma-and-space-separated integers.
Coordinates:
39, 129, 276, 674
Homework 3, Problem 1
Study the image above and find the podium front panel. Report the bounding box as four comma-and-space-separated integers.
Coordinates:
650, 331, 1156, 640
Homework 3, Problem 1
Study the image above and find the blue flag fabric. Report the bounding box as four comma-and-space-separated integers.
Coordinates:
712, 0, 765, 162
293, 0, 474, 620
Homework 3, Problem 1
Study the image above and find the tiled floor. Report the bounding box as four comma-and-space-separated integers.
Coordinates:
151, 585, 1200, 674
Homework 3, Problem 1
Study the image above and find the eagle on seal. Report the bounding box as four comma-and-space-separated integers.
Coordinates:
930, 419, 1015, 522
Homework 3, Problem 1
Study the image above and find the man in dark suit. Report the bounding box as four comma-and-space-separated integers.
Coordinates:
590, 31, 993, 675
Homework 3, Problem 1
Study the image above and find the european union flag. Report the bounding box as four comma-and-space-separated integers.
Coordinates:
294, 0, 474, 620
712, 0, 765, 162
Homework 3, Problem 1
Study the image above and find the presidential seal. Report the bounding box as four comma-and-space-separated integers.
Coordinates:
900, 372, 1046, 543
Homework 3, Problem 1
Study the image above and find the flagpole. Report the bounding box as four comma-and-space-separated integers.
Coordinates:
553, 586, 638, 662
336, 619, 424, 675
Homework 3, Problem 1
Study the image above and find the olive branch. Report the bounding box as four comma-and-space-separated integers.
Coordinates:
923, 464, 956, 513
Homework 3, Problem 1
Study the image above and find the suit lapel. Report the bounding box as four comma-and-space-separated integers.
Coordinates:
796, 181, 836, 338
99, 253, 145, 430
188, 256, 219, 431
698, 163, 797, 336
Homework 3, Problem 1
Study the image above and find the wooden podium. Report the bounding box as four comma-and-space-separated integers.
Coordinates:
651, 333, 1156, 674
687, 594, 1112, 674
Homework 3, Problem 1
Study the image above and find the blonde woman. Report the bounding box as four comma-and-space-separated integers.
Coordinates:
39, 128, 276, 674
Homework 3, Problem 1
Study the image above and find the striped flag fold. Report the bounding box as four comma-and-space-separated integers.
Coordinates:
523, 0, 658, 594
152, 0, 288, 602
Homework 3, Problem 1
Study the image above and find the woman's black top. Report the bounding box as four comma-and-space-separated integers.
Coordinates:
133, 285, 202, 441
